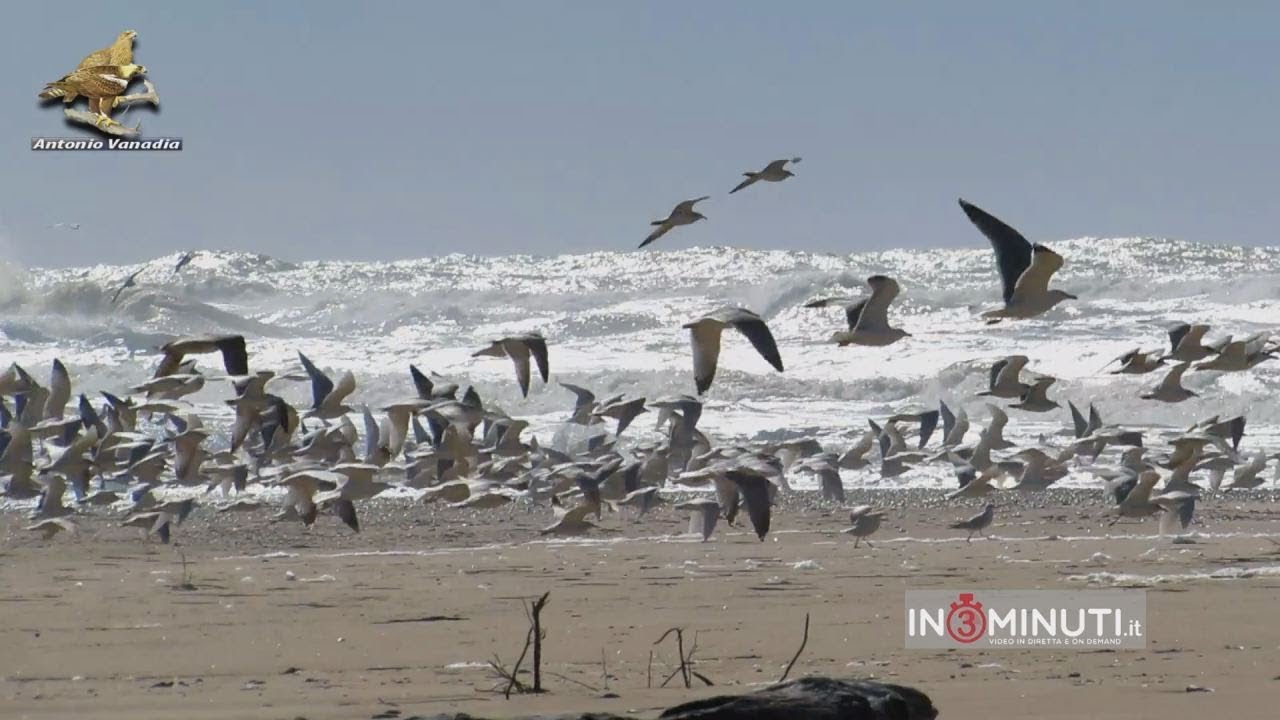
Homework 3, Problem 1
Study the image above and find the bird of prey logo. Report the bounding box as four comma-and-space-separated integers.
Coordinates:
38, 30, 160, 137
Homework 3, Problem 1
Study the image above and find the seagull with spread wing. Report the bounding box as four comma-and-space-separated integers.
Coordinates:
729, 157, 801, 194
472, 332, 550, 397
958, 199, 1076, 322
810, 275, 911, 347
639, 196, 709, 248
683, 308, 784, 395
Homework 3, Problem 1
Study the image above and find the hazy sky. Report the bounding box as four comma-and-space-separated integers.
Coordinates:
2, 1, 1278, 267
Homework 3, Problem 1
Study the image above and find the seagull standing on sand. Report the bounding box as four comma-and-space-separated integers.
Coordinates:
729, 157, 801, 194
683, 308, 784, 395
639, 196, 710, 248
472, 332, 550, 397
810, 276, 911, 347
958, 199, 1076, 322
842, 505, 886, 548
949, 502, 995, 542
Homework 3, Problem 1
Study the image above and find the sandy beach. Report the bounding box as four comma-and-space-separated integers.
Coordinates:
4, 489, 1279, 719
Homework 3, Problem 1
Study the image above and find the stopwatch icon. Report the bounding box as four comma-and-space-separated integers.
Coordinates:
946, 593, 986, 644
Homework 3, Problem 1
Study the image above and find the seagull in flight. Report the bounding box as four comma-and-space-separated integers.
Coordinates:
109, 268, 145, 305
958, 199, 1076, 322
174, 251, 197, 273
809, 275, 910, 347
683, 307, 783, 395
640, 196, 709, 248
729, 157, 801, 194
47, 222, 80, 231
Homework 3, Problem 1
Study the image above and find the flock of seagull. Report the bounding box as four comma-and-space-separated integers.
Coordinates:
6, 167, 1280, 549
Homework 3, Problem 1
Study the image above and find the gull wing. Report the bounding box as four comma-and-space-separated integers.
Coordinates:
687, 322, 724, 395
853, 275, 900, 332
1167, 323, 1191, 353
958, 199, 1033, 304
726, 469, 772, 541
673, 196, 710, 215
720, 309, 783, 373
297, 352, 334, 410
523, 334, 550, 383
502, 339, 533, 397
1011, 244, 1065, 300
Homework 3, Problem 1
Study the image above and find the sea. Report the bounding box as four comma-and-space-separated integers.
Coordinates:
2, 238, 1278, 491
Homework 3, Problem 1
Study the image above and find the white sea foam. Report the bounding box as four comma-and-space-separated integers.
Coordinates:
3, 240, 1278, 491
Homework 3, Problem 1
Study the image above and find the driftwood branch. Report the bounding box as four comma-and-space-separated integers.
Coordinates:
778, 612, 811, 683
60, 80, 160, 138
530, 591, 550, 693
62, 109, 140, 137
654, 627, 711, 689
486, 590, 550, 698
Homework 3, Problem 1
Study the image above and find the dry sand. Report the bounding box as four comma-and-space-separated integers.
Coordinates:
3, 489, 1280, 719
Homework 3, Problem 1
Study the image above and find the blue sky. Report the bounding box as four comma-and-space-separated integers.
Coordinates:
2, 1, 1277, 267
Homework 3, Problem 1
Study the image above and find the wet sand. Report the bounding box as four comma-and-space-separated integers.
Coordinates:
3, 489, 1280, 719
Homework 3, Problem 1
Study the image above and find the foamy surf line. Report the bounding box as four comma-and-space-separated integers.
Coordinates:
209, 529, 1280, 564
1067, 565, 1280, 586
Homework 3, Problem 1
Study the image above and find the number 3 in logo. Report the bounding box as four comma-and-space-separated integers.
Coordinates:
945, 593, 987, 644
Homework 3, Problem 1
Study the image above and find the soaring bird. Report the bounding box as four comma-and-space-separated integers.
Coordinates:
39, 64, 147, 126
729, 157, 801, 194
683, 308, 784, 394
153, 335, 249, 378
110, 268, 145, 305
473, 333, 550, 397
814, 275, 911, 347
978, 355, 1031, 400
1162, 323, 1214, 363
76, 30, 137, 70
1010, 376, 1060, 413
1141, 363, 1197, 403
174, 251, 197, 273
640, 196, 709, 249
958, 199, 1076, 322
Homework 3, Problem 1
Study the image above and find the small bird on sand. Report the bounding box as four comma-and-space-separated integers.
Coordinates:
842, 505, 886, 548
949, 503, 995, 542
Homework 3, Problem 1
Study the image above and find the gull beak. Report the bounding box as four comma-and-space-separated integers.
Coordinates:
1065, 293, 1079, 300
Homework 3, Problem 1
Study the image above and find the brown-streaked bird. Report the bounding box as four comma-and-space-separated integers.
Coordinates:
153, 335, 248, 378
683, 308, 783, 395
39, 64, 147, 124
472, 333, 550, 397
729, 157, 801, 194
640, 196, 709, 248
76, 30, 137, 70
